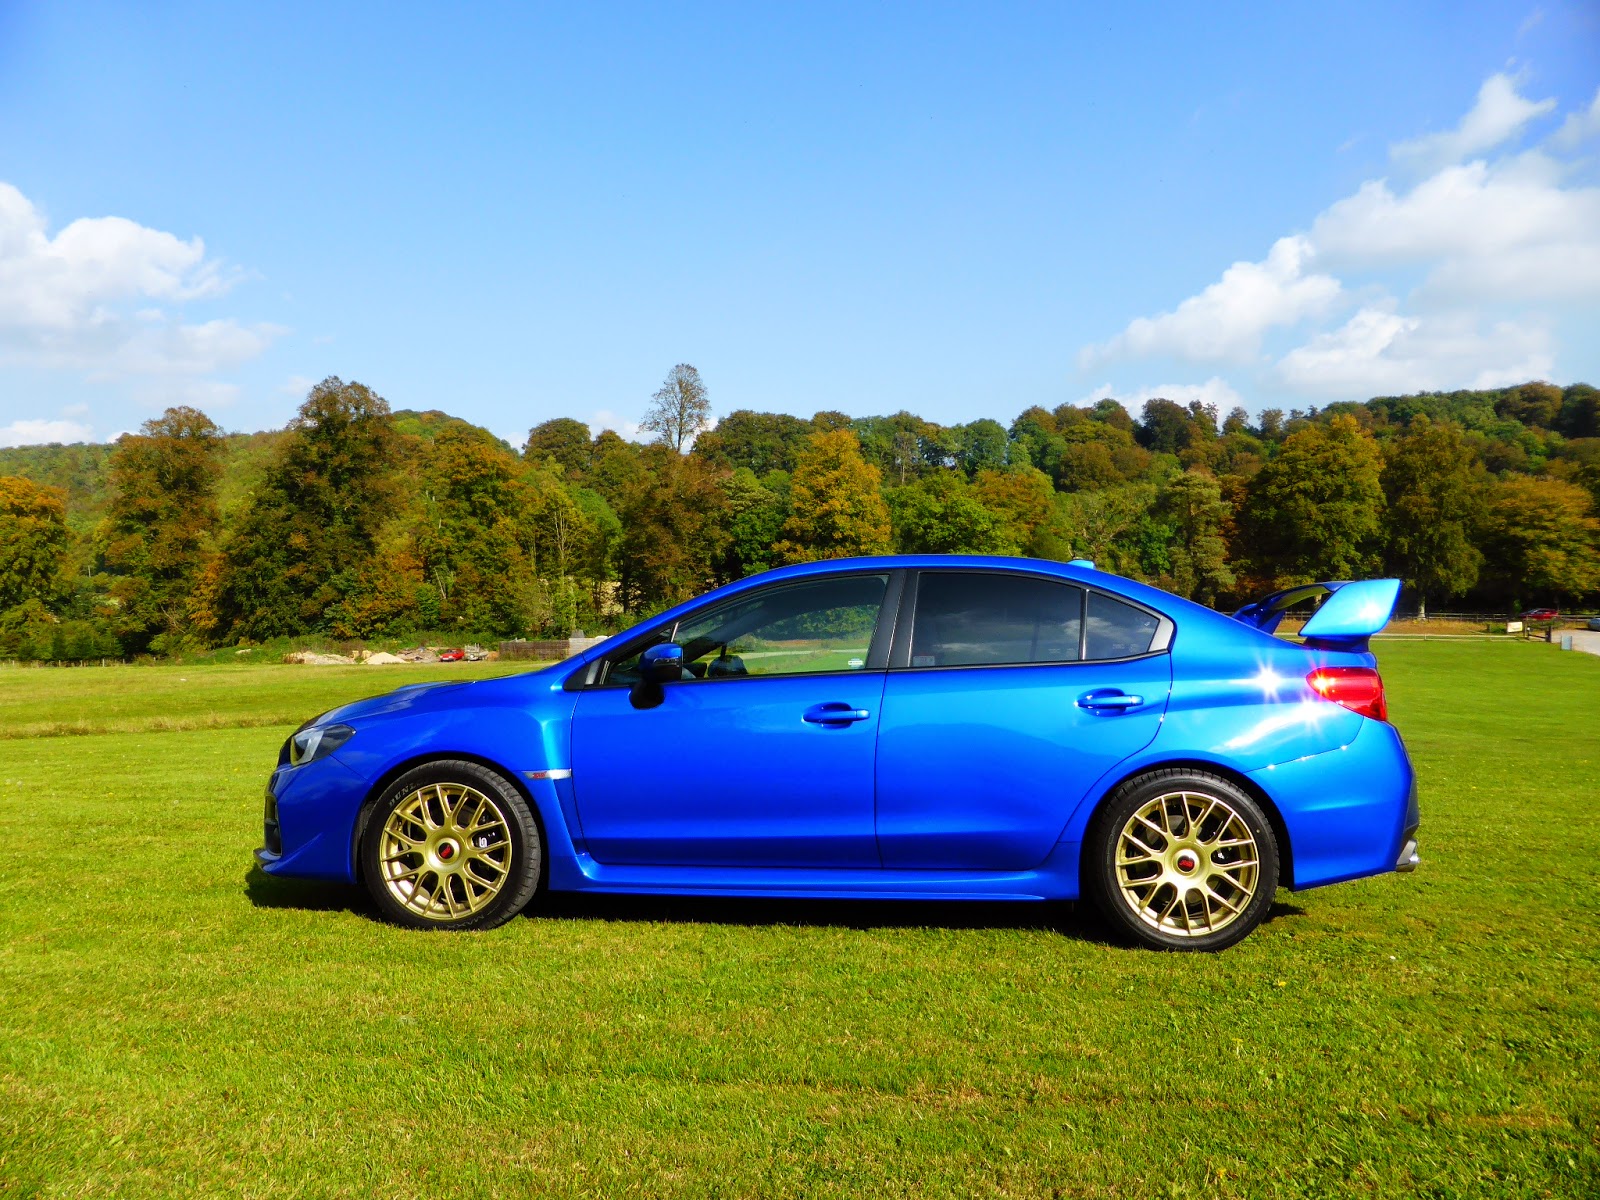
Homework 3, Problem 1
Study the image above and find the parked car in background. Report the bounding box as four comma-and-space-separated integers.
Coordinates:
1588, 617, 1600, 632
1520, 607, 1560, 622
256, 556, 1418, 952
436, 648, 466, 662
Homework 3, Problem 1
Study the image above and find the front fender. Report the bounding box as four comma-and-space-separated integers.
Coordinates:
269, 696, 581, 884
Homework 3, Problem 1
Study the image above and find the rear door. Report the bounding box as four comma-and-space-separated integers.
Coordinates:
874, 570, 1171, 871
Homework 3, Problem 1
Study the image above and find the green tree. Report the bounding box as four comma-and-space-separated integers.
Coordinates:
1090, 398, 1135, 432
1242, 415, 1385, 584
774, 430, 892, 563
1056, 441, 1121, 492
1495, 382, 1563, 429
1057, 484, 1159, 578
1136, 398, 1194, 454
1557, 384, 1600, 439
523, 418, 593, 474
951, 419, 1009, 477
1380, 417, 1483, 610
692, 409, 813, 475
642, 363, 712, 452
718, 467, 788, 578
972, 466, 1055, 554
101, 406, 225, 654
853, 411, 941, 484
217, 378, 398, 640
0, 475, 71, 613
1007, 407, 1066, 477
887, 473, 1008, 554
1478, 477, 1600, 605
412, 425, 543, 636
613, 447, 730, 613
1156, 469, 1235, 604
1549, 439, 1600, 508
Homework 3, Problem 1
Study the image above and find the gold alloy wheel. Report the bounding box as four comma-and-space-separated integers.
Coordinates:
378, 782, 513, 922
1114, 790, 1260, 938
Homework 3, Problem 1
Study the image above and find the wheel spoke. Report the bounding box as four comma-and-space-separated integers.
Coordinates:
1120, 832, 1161, 859
1202, 882, 1246, 914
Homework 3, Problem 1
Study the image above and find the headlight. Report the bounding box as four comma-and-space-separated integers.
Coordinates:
288, 723, 355, 766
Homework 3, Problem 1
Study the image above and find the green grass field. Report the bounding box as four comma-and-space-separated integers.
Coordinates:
1, 643, 1596, 1198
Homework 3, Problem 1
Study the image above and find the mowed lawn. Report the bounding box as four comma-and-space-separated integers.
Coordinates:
0, 643, 1596, 1198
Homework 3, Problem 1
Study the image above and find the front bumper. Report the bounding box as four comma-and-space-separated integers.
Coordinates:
255, 753, 372, 883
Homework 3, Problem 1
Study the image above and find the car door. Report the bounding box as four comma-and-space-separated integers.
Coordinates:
874, 570, 1172, 871
569, 571, 896, 868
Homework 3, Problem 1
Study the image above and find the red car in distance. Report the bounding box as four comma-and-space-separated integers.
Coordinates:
1519, 608, 1559, 622
437, 648, 466, 662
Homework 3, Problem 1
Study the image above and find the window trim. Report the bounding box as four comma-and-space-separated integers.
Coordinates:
577, 568, 904, 690
889, 567, 1173, 672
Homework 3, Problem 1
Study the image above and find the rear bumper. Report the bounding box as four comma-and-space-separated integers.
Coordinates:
1250, 719, 1417, 890
1395, 779, 1421, 872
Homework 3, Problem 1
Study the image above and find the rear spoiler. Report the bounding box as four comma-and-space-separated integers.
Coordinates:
1232, 579, 1402, 649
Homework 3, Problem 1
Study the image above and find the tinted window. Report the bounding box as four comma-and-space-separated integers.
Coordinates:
604, 574, 888, 684
910, 573, 1082, 668
1085, 592, 1159, 660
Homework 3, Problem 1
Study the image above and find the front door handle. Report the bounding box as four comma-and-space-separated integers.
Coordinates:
1078, 690, 1144, 711
803, 703, 872, 725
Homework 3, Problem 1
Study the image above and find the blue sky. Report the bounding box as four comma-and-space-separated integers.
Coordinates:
1, 1, 1597, 447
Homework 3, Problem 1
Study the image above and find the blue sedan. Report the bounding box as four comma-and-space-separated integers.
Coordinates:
256, 556, 1418, 950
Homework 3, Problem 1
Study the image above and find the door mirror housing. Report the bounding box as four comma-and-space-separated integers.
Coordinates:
640, 642, 685, 684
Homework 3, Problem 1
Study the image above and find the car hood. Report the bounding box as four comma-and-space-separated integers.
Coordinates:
310, 662, 573, 729
313, 680, 473, 727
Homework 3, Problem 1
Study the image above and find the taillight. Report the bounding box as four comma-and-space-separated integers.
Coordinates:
1307, 667, 1387, 721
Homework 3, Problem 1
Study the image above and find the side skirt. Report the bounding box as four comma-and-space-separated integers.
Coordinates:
544, 841, 1081, 902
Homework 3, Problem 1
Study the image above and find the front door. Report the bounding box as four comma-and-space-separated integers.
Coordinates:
875, 571, 1172, 870
570, 572, 892, 868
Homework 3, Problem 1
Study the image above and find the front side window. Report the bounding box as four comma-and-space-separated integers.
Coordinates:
603, 574, 888, 684
909, 572, 1083, 668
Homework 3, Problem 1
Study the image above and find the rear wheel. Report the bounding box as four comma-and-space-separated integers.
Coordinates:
1086, 769, 1278, 951
360, 760, 541, 931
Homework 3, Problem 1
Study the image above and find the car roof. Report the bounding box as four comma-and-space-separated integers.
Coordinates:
613, 554, 1240, 644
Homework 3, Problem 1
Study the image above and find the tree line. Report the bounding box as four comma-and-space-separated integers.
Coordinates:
1, 366, 1598, 662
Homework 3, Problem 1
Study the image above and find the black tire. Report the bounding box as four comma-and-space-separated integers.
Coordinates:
1085, 768, 1279, 952
360, 759, 542, 931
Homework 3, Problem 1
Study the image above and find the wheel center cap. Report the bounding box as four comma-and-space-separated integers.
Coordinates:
1175, 850, 1198, 873
437, 840, 458, 862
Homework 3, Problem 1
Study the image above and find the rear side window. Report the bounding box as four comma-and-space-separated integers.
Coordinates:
910, 573, 1083, 668
1086, 592, 1160, 660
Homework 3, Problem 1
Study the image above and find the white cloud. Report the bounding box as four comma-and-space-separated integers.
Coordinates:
1552, 85, 1600, 149
1311, 156, 1600, 300
0, 181, 279, 379
1079, 70, 1598, 403
1276, 305, 1553, 397
279, 374, 316, 397
1081, 376, 1245, 414
1390, 73, 1556, 173
0, 418, 94, 447
1078, 236, 1341, 367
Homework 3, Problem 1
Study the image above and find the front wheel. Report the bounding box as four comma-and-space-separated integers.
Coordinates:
1086, 769, 1278, 951
360, 760, 542, 931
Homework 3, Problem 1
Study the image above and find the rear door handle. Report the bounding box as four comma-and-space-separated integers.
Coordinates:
1078, 690, 1144, 711
803, 703, 872, 725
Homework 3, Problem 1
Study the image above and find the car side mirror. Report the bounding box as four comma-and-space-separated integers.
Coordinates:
640, 642, 685, 684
